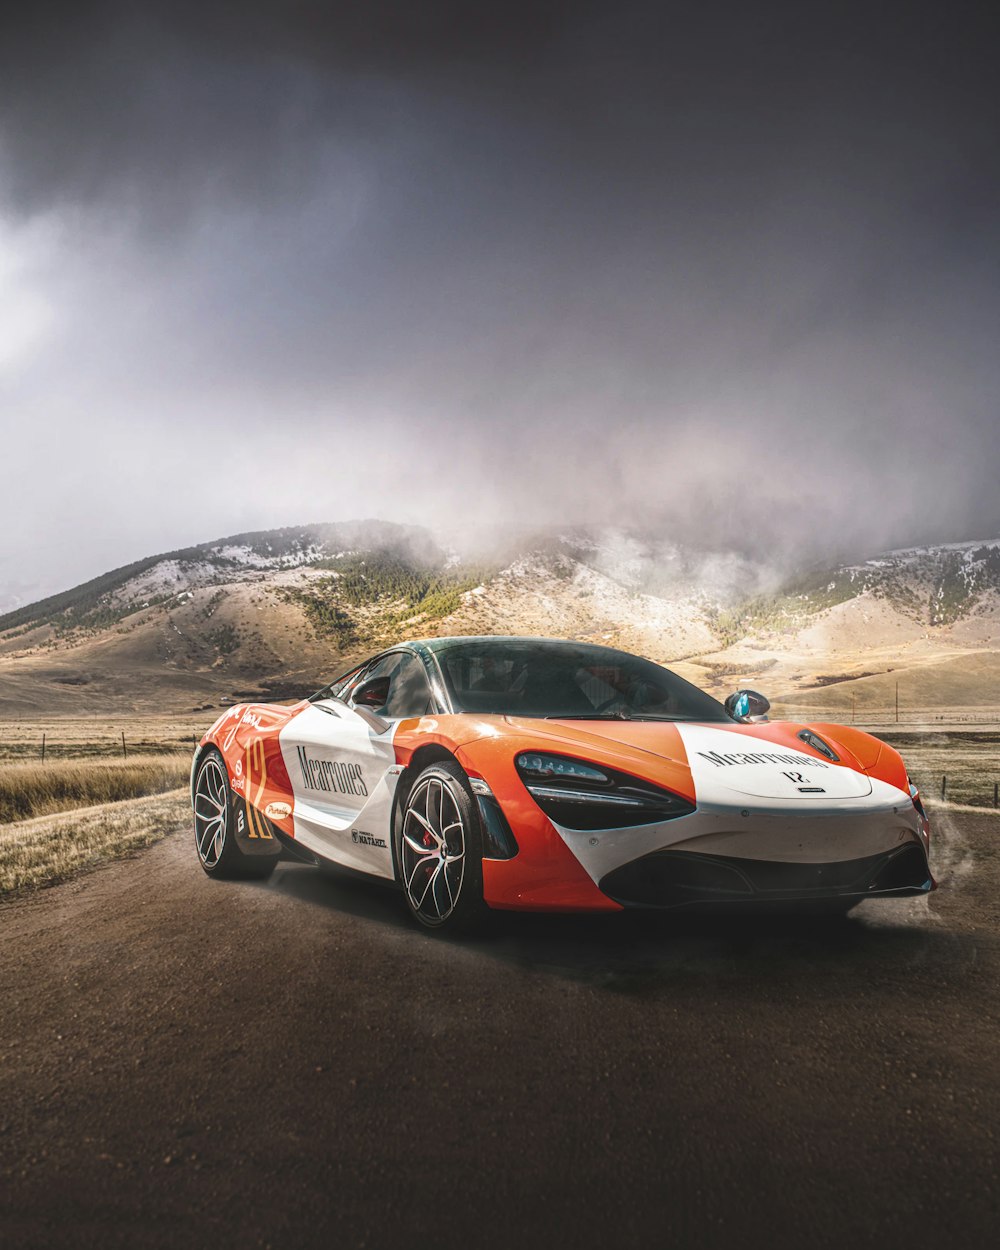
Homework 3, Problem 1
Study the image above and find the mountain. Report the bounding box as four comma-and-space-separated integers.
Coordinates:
1, 523, 999, 717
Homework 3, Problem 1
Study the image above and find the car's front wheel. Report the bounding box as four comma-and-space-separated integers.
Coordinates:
193, 749, 278, 880
396, 761, 487, 931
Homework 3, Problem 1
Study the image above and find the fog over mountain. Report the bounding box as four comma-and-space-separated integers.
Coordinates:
4, 520, 1000, 718
1, 1, 999, 606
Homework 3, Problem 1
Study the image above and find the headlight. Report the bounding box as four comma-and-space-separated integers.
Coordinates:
515, 754, 611, 785
514, 752, 695, 831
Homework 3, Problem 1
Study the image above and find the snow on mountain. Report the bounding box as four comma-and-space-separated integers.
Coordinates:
3, 521, 1000, 715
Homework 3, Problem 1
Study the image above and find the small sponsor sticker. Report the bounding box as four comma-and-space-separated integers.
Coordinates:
264, 801, 292, 821
352, 829, 387, 848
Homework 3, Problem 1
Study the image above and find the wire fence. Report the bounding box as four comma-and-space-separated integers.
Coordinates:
0, 729, 202, 763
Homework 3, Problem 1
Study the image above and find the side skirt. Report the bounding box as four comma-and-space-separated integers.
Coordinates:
270, 826, 400, 889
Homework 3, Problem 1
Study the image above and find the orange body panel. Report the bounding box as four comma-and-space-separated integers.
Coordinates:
809, 723, 910, 793
391, 715, 621, 909
204, 701, 304, 838
459, 737, 622, 911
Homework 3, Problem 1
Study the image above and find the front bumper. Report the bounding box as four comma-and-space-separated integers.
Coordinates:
599, 841, 934, 910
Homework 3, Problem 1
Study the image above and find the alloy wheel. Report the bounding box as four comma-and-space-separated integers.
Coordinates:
401, 775, 467, 925
194, 755, 229, 869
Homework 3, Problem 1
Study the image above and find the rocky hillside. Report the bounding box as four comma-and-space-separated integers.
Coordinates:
723, 540, 1000, 638
1, 524, 999, 716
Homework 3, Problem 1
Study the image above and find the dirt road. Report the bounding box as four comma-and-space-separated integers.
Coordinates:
2, 806, 999, 1249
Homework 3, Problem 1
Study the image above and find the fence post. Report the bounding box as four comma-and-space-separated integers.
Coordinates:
41, 732, 46, 762
121, 731, 127, 760
941, 774, 947, 801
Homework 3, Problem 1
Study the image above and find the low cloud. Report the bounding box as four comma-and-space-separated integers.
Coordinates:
1, 1, 998, 600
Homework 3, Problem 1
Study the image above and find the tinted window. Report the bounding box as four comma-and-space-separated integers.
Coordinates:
350, 652, 434, 718
435, 639, 728, 721
325, 664, 366, 699
383, 654, 434, 718
310, 662, 367, 703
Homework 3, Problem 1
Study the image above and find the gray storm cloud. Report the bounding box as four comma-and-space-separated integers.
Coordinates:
1, 1, 999, 603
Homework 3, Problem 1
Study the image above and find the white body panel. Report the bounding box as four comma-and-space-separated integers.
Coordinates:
677, 724, 872, 802
278, 702, 399, 880
546, 725, 925, 885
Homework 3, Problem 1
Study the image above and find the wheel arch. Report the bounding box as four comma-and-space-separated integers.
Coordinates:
392, 743, 463, 825
191, 740, 222, 804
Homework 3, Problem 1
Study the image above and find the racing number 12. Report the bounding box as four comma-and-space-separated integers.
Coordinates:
244, 739, 272, 839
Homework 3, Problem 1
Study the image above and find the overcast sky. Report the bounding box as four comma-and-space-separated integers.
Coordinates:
1, 0, 999, 606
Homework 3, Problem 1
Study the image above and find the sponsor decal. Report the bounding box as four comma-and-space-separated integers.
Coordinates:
296, 747, 369, 797
265, 800, 292, 821
352, 829, 387, 848
697, 749, 828, 769
221, 708, 265, 751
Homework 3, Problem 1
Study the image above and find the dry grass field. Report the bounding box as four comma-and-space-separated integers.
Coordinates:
874, 730, 1000, 810
0, 789, 188, 893
0, 714, 218, 762
0, 745, 193, 895
0, 754, 191, 824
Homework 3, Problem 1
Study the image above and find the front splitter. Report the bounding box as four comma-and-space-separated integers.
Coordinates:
599, 842, 933, 910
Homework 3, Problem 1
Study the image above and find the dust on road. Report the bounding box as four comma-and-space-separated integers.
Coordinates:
2, 806, 999, 1250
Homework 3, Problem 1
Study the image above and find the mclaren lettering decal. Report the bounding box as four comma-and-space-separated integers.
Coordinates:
697, 749, 828, 769
296, 747, 369, 797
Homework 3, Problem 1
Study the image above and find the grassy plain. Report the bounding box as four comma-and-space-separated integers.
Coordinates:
0, 789, 188, 894
0, 726, 195, 894
0, 714, 216, 762
873, 730, 1000, 810
0, 754, 190, 824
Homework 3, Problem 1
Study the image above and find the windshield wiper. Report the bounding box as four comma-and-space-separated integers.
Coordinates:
545, 710, 634, 720
544, 712, 696, 722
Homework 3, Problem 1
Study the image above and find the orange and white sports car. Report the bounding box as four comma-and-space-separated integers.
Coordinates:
191, 636, 934, 929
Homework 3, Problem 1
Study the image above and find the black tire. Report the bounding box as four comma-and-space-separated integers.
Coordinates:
193, 748, 279, 881
395, 760, 488, 932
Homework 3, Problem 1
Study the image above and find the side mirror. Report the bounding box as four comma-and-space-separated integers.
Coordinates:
725, 689, 770, 723
353, 675, 391, 709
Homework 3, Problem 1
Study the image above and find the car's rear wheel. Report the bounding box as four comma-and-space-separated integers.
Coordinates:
396, 761, 487, 931
194, 749, 278, 881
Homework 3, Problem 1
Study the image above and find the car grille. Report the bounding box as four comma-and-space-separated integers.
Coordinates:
599, 843, 931, 909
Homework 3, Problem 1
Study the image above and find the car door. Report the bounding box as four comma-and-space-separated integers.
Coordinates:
278, 651, 434, 878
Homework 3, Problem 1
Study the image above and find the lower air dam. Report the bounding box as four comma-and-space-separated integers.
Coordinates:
599, 843, 931, 909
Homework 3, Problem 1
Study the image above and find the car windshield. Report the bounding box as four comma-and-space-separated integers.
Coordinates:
433, 639, 730, 721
